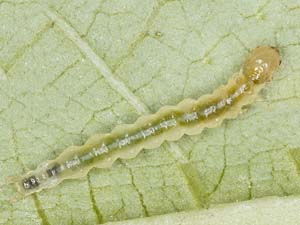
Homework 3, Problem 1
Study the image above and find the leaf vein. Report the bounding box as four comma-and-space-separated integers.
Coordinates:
44, 8, 150, 115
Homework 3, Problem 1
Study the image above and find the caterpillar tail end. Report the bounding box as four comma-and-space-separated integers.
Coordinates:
6, 175, 25, 194
5, 176, 27, 202
6, 174, 38, 196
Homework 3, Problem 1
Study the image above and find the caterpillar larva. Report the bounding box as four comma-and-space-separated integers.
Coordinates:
8, 46, 281, 196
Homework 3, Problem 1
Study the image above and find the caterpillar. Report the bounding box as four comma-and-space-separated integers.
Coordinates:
8, 46, 281, 196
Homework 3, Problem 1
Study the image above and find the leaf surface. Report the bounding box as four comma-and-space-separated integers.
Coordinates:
1, 0, 300, 224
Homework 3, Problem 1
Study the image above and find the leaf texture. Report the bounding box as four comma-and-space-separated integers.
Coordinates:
0, 0, 300, 224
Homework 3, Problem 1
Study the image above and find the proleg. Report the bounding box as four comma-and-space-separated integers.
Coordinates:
8, 46, 281, 196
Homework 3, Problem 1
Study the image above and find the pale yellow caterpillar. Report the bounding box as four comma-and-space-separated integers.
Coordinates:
8, 46, 281, 196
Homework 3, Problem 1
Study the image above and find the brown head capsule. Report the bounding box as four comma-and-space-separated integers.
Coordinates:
243, 46, 281, 84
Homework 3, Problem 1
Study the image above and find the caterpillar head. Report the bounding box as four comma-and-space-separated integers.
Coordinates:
243, 46, 281, 84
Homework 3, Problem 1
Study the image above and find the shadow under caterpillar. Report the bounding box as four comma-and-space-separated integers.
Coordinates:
8, 46, 281, 196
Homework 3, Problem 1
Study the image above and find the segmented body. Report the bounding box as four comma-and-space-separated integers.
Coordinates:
9, 46, 281, 196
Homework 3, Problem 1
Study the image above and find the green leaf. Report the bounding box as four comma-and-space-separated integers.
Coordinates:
104, 196, 300, 225
1, 0, 300, 224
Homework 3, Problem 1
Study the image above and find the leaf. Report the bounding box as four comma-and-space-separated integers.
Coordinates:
1, 0, 300, 224
104, 196, 300, 225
